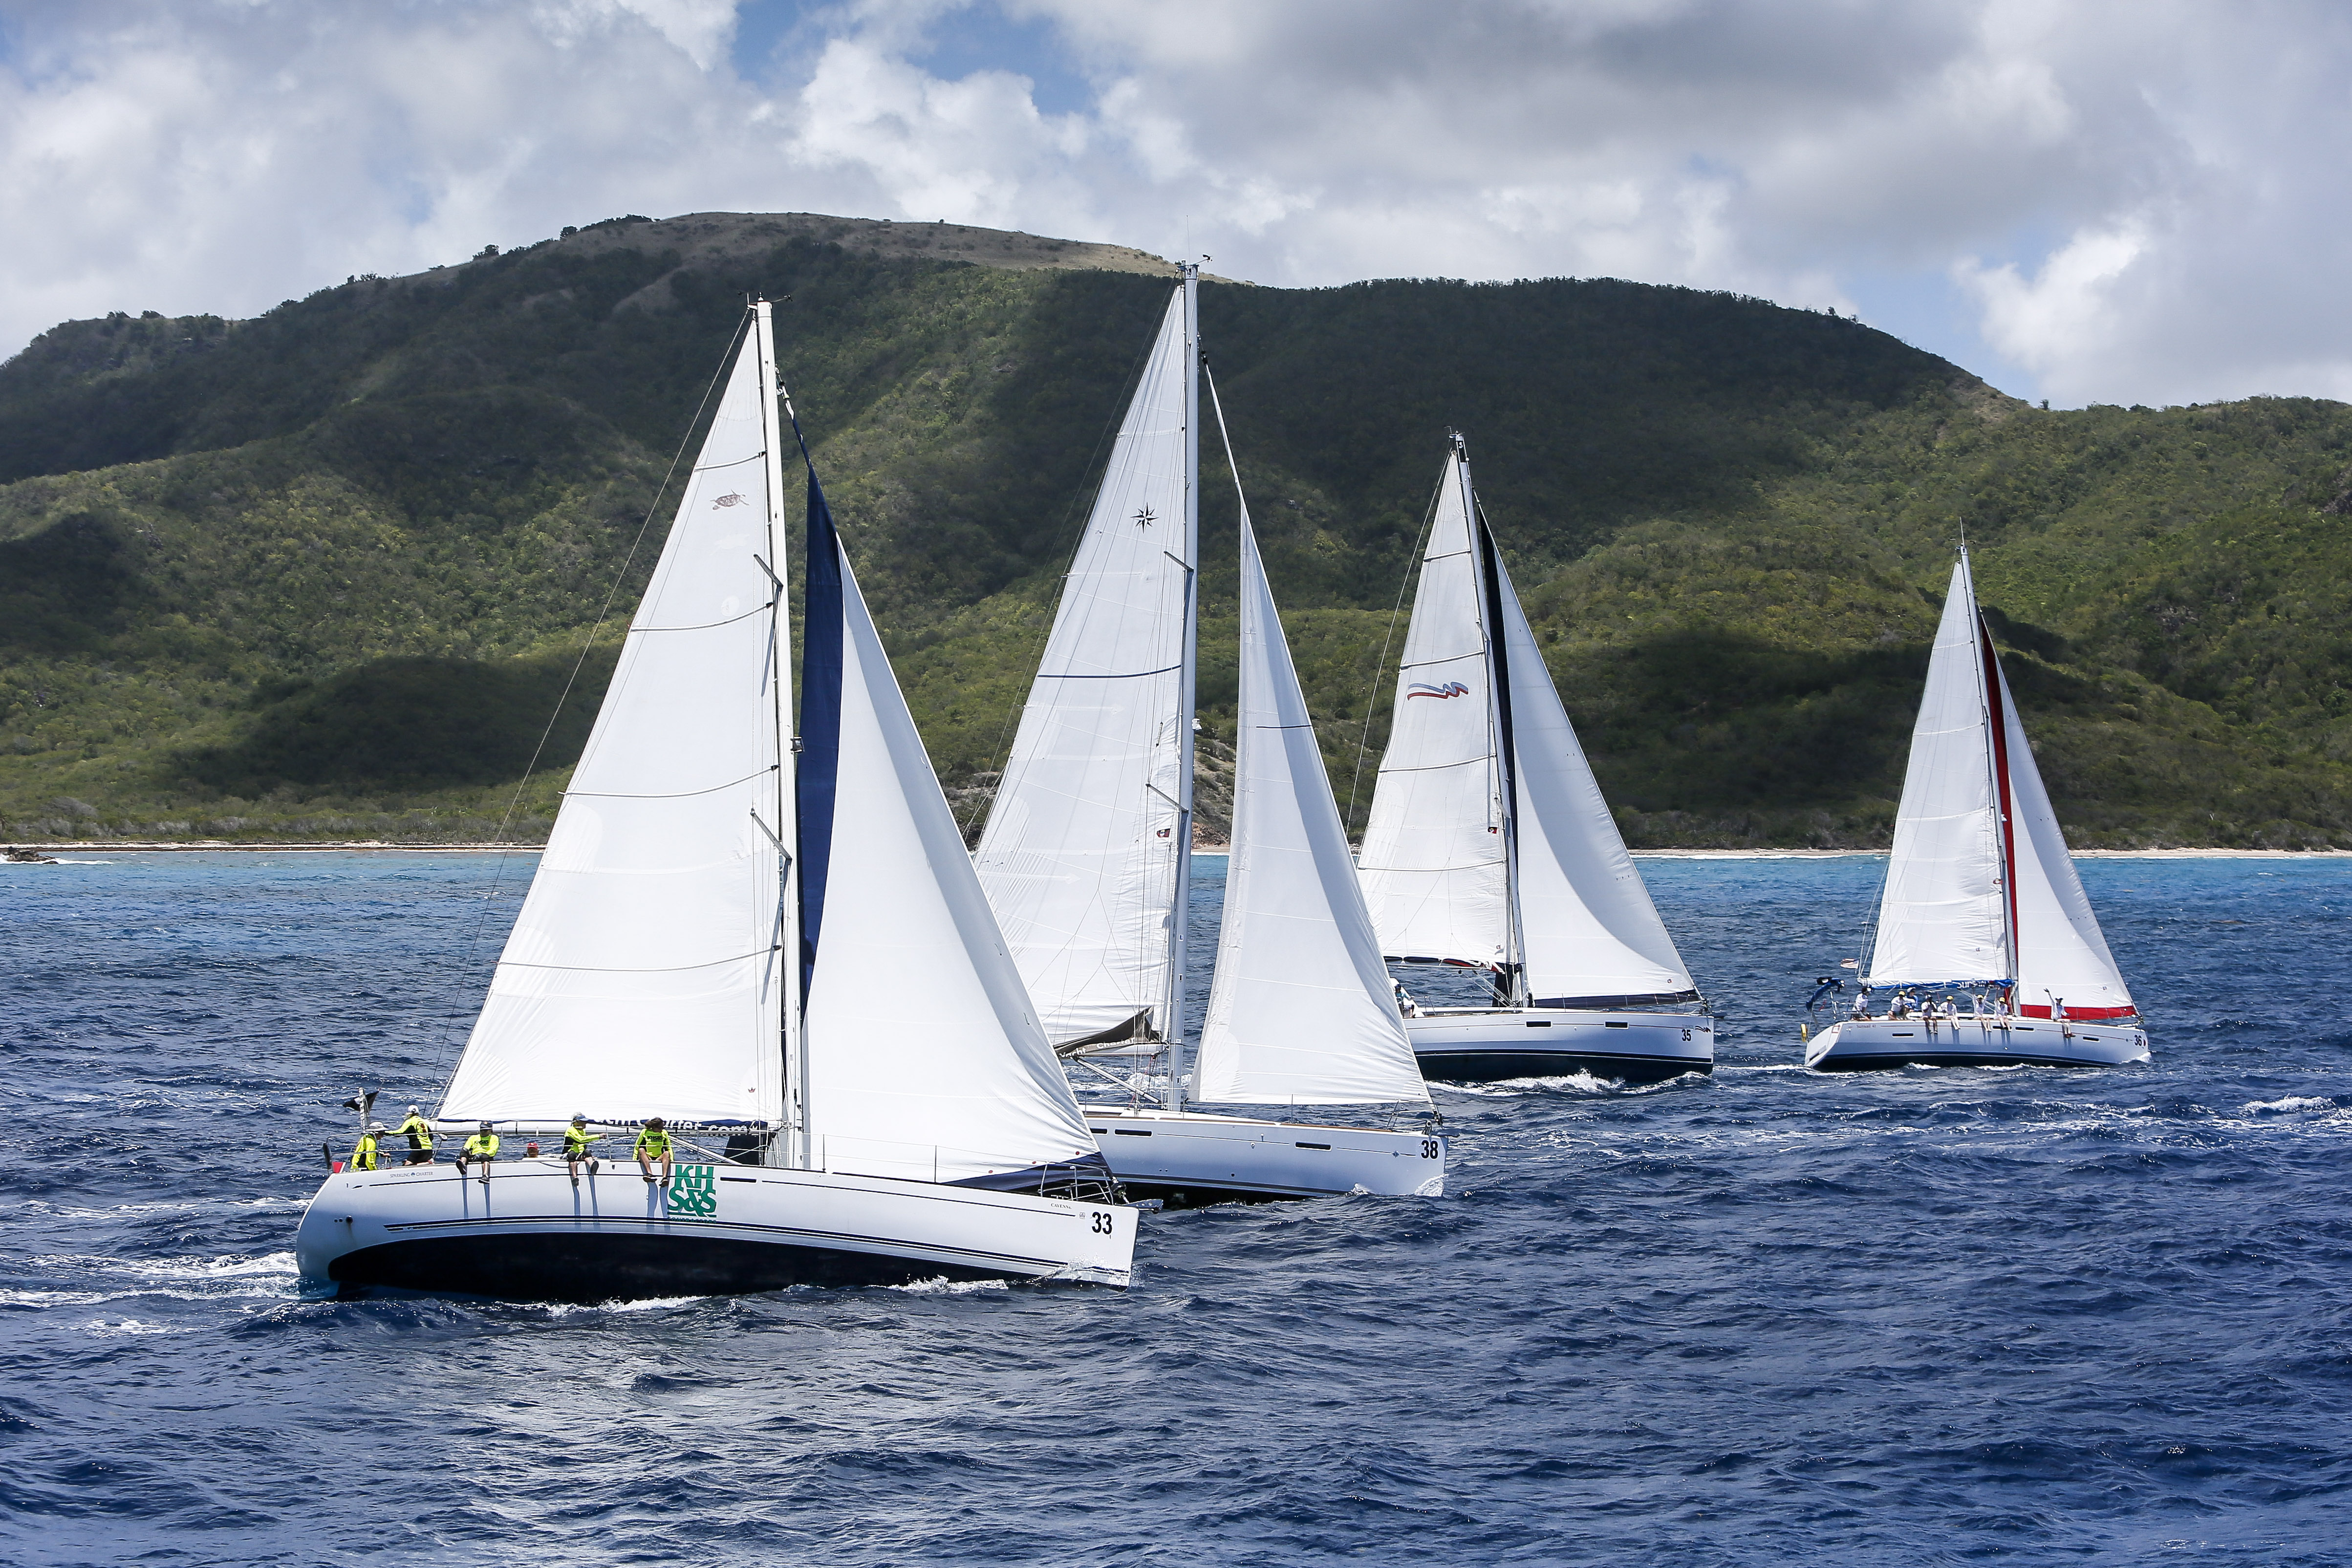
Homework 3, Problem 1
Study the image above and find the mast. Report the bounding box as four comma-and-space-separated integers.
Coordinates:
1162, 260, 1201, 1111
1461, 436, 1528, 1007
755, 301, 808, 1170
1976, 613, 2021, 988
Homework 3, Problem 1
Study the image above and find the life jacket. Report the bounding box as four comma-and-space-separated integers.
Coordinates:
563, 1126, 595, 1155
351, 1134, 379, 1171
463, 1133, 499, 1158
397, 1115, 433, 1150
635, 1127, 672, 1158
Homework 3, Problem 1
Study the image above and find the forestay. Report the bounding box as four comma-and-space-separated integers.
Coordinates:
1357, 454, 1509, 967
1867, 557, 2010, 987
975, 285, 1196, 1046
798, 495, 1103, 1184
1194, 485, 1428, 1106
444, 335, 787, 1126
1493, 560, 1694, 1005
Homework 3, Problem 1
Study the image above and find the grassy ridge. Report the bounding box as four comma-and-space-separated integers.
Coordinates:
2, 217, 2348, 845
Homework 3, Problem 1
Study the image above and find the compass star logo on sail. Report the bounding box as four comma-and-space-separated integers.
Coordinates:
1407, 681, 1471, 699
712, 492, 749, 509
1132, 505, 1157, 529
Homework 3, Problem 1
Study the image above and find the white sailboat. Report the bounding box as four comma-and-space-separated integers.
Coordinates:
295, 303, 1136, 1299
976, 267, 1445, 1203
1357, 436, 1711, 1084
1805, 548, 2148, 1070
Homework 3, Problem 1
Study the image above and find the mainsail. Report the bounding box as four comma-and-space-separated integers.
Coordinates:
1865, 551, 2136, 1019
1193, 430, 1428, 1107
1356, 451, 1510, 968
975, 281, 1197, 1046
444, 329, 789, 1127
1865, 556, 2009, 987
1359, 439, 1694, 1004
446, 305, 1103, 1186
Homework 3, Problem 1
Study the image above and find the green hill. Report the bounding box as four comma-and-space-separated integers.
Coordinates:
3, 211, 2348, 847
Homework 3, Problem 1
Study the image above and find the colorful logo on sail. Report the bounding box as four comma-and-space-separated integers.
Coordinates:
1407, 681, 1471, 699
666, 1163, 719, 1217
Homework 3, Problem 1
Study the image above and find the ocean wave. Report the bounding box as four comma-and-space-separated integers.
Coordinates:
78, 1316, 195, 1336
2241, 1094, 2344, 1117
889, 1276, 1012, 1295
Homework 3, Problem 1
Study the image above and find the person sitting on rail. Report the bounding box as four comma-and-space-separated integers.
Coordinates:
635, 1117, 673, 1187
564, 1115, 601, 1186
457, 1121, 499, 1184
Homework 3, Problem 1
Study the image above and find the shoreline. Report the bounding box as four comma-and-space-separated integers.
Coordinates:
10, 841, 2349, 860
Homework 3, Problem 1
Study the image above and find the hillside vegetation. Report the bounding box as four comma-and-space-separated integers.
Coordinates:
2, 212, 2348, 847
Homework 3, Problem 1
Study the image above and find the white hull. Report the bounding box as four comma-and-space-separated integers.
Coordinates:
1406, 1008, 1712, 1083
294, 1160, 1136, 1301
1085, 1108, 1445, 1204
1806, 1015, 2149, 1071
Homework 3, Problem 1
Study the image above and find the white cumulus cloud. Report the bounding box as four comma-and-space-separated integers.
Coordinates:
1, 0, 2348, 407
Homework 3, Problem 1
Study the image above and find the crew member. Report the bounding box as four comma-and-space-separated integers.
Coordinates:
563, 1114, 601, 1186
635, 1117, 673, 1186
349, 1122, 386, 1172
394, 1105, 435, 1166
1392, 978, 1421, 1018
458, 1120, 500, 1183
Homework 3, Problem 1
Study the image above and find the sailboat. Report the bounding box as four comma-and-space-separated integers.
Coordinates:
975, 266, 1446, 1203
294, 303, 1136, 1299
1356, 436, 1711, 1084
1804, 548, 2148, 1071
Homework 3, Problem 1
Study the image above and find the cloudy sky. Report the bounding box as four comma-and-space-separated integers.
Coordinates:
2, 0, 2345, 408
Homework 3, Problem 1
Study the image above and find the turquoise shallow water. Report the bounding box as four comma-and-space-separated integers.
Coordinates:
3, 850, 2350, 1566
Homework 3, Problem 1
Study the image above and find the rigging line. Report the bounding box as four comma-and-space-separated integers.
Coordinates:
1344, 463, 1450, 837
431, 311, 753, 1099
955, 314, 1168, 841
634, 601, 775, 634
565, 763, 780, 801
496, 945, 781, 976
1034, 663, 1184, 680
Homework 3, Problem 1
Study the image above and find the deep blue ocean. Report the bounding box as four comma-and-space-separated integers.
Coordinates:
3, 850, 2350, 1566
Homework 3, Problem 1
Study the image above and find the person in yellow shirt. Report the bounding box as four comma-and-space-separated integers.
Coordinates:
393, 1106, 435, 1167
457, 1121, 499, 1183
348, 1122, 386, 1172
635, 1117, 672, 1186
563, 1115, 601, 1186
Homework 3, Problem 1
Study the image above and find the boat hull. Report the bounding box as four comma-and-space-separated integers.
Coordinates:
1805, 1015, 2150, 1071
1405, 1008, 1713, 1083
294, 1160, 1137, 1302
1085, 1109, 1445, 1205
